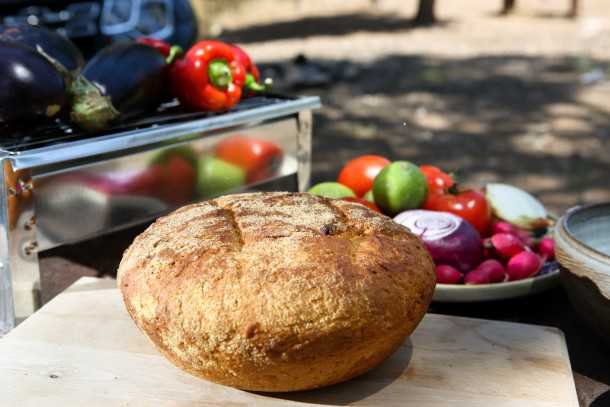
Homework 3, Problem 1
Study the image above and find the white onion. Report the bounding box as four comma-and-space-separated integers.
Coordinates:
485, 183, 548, 230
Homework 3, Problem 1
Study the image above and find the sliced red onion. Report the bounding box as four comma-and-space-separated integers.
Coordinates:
394, 210, 483, 273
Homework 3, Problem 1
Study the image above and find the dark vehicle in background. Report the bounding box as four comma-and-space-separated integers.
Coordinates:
0, 0, 198, 57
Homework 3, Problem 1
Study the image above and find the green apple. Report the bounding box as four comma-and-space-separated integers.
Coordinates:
373, 161, 427, 215
149, 146, 198, 168
308, 182, 356, 199
197, 156, 246, 198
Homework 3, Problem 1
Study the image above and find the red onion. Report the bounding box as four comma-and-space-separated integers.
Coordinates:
394, 210, 483, 272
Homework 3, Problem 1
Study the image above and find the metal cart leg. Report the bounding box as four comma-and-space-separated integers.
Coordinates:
297, 111, 313, 192
1, 160, 40, 326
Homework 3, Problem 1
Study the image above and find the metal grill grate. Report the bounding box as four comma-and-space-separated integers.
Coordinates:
0, 95, 294, 154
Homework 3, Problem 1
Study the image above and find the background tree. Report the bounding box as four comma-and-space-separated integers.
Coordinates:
501, 0, 579, 17
502, 0, 516, 14
414, 0, 436, 25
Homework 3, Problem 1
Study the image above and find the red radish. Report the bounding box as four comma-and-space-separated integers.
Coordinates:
538, 237, 555, 260
491, 221, 518, 235
474, 259, 506, 283
464, 270, 490, 284
436, 264, 463, 284
506, 251, 542, 281
483, 238, 495, 259
515, 229, 535, 248
490, 233, 525, 258
491, 221, 535, 248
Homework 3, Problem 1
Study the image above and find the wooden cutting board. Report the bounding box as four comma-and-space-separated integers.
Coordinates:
0, 278, 579, 407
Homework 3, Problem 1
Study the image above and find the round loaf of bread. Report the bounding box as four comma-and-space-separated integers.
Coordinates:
118, 192, 435, 392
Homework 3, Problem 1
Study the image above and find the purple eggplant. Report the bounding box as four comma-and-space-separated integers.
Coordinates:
0, 24, 84, 73
0, 40, 67, 125
81, 42, 167, 118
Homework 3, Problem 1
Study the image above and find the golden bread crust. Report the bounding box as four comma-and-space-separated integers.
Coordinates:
118, 192, 435, 392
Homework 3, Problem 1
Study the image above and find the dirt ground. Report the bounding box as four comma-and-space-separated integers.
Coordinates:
205, 0, 610, 213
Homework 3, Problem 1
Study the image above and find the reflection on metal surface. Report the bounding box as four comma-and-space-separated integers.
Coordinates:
5, 161, 33, 230
34, 119, 299, 250
0, 95, 319, 324
297, 110, 313, 192
7, 96, 320, 170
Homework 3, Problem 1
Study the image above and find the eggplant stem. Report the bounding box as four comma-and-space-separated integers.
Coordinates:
69, 75, 120, 132
166, 45, 183, 65
36, 45, 73, 86
35, 45, 119, 131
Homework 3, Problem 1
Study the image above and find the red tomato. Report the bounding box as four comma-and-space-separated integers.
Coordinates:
420, 165, 454, 192
341, 197, 381, 213
158, 155, 197, 205
125, 155, 196, 205
215, 135, 283, 183
425, 189, 491, 237
420, 165, 455, 207
337, 155, 390, 197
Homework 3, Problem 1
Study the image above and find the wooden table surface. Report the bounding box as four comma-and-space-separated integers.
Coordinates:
39, 236, 610, 407
0, 278, 580, 407
431, 287, 610, 407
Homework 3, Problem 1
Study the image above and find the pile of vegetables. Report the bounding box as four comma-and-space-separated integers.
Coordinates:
308, 155, 557, 285
0, 24, 269, 132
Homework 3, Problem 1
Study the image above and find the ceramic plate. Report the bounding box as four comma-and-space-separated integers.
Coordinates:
433, 267, 560, 302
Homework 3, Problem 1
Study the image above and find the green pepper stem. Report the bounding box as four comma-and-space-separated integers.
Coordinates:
448, 183, 461, 195
166, 45, 183, 65
208, 60, 232, 89
245, 73, 272, 93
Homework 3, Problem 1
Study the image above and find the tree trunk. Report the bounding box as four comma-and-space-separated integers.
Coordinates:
414, 0, 436, 25
501, 0, 516, 15
567, 0, 579, 18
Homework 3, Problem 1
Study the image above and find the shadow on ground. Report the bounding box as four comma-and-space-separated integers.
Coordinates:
273, 54, 610, 212
220, 12, 448, 44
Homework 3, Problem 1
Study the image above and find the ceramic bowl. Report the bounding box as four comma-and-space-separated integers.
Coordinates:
555, 203, 610, 345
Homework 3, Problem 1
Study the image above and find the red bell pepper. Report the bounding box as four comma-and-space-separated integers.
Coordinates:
230, 44, 269, 94
171, 40, 246, 112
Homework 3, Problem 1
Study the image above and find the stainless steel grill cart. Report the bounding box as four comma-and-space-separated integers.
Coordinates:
0, 95, 320, 329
